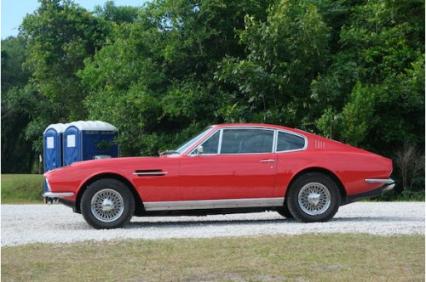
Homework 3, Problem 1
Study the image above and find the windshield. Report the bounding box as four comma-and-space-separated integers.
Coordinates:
174, 127, 211, 154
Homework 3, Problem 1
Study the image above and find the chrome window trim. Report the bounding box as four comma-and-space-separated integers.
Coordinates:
186, 126, 307, 156
185, 127, 219, 156
272, 130, 278, 153
217, 129, 223, 154
188, 128, 222, 156
177, 127, 213, 155
275, 129, 308, 153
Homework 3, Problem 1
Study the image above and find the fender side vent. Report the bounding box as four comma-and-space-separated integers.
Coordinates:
133, 169, 167, 176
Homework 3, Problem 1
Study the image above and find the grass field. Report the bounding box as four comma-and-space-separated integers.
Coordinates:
1, 174, 44, 203
2, 234, 424, 281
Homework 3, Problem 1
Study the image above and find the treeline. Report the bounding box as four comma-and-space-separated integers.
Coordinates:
2, 0, 424, 195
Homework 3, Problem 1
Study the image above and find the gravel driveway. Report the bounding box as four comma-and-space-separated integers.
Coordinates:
2, 202, 424, 246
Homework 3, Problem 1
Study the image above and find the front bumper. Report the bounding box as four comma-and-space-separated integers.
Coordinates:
343, 178, 395, 205
42, 192, 75, 204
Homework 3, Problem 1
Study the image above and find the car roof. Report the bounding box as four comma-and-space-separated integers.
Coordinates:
212, 123, 304, 133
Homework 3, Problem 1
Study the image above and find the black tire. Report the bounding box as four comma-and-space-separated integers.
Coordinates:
277, 202, 294, 219
287, 172, 341, 222
80, 178, 135, 229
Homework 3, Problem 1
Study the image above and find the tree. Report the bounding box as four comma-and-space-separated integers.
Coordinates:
79, 0, 272, 155
21, 0, 109, 120
1, 37, 34, 172
215, 0, 330, 127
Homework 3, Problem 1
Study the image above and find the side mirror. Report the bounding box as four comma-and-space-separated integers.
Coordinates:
195, 145, 204, 155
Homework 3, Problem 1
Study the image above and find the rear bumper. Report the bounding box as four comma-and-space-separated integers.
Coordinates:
343, 178, 395, 205
365, 178, 395, 188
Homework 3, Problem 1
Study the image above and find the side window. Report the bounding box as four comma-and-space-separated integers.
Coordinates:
277, 131, 305, 151
200, 131, 220, 154
220, 129, 273, 154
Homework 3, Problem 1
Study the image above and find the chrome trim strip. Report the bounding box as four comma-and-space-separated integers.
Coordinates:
217, 129, 223, 154
133, 171, 167, 176
189, 127, 277, 156
383, 183, 395, 191
365, 178, 394, 184
272, 130, 278, 152
185, 127, 218, 155
144, 197, 285, 211
45, 179, 52, 192
186, 126, 309, 156
43, 192, 74, 198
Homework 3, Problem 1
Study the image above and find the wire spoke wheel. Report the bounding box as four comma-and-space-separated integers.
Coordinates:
90, 188, 124, 223
297, 182, 331, 216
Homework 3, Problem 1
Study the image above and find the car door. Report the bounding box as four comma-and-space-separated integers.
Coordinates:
179, 127, 281, 208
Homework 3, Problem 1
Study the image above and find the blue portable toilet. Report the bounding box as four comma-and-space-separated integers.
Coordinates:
43, 123, 67, 172
63, 121, 118, 166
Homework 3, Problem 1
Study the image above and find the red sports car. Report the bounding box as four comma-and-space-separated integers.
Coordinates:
43, 123, 395, 229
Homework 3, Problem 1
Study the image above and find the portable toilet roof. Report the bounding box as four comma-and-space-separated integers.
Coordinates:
43, 123, 68, 134
67, 121, 117, 131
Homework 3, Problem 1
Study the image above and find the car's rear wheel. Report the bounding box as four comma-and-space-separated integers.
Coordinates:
81, 178, 135, 229
287, 172, 340, 222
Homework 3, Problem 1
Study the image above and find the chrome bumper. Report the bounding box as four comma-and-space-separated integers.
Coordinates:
343, 178, 396, 205
43, 192, 75, 204
365, 178, 395, 191
43, 192, 74, 198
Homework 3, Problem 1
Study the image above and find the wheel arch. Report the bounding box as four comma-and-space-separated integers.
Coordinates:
285, 167, 347, 202
76, 173, 144, 214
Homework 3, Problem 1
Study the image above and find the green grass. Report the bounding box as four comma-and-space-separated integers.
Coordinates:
2, 234, 424, 281
1, 174, 44, 203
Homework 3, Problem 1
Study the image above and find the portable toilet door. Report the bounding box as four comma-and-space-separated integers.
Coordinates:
63, 123, 82, 166
63, 121, 118, 166
43, 123, 67, 172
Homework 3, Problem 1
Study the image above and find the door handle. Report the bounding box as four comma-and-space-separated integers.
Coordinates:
260, 159, 275, 163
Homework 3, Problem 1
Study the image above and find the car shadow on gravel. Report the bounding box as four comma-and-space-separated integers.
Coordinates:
124, 215, 420, 229
126, 218, 288, 228
330, 216, 421, 222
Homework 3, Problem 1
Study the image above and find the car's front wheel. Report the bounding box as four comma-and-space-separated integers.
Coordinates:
286, 172, 341, 222
277, 202, 294, 219
81, 178, 135, 229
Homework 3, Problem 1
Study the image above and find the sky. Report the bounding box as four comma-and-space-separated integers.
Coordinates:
1, 0, 147, 39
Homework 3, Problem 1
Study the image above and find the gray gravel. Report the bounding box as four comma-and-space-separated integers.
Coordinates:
1, 202, 424, 246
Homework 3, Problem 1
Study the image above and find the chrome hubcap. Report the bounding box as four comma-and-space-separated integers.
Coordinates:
91, 189, 124, 223
298, 182, 331, 216
101, 198, 114, 212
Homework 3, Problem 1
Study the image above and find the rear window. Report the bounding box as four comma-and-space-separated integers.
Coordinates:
277, 132, 305, 151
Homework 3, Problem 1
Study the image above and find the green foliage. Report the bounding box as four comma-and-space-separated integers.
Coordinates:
1, 37, 36, 173
21, 0, 109, 120
216, 0, 330, 126
2, 0, 424, 197
94, 1, 139, 24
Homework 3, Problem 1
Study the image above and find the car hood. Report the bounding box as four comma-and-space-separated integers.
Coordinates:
44, 155, 180, 177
